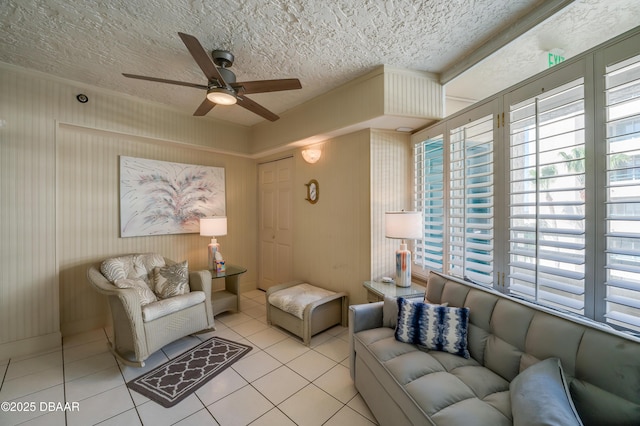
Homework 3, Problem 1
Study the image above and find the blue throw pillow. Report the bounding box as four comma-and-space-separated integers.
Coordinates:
394, 297, 470, 358
510, 357, 583, 426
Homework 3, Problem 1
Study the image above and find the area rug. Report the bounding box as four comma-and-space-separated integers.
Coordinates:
127, 337, 252, 407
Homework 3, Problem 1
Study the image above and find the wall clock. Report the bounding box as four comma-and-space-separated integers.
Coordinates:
305, 179, 319, 204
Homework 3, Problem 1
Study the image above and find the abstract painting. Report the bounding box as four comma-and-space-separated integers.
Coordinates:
120, 156, 225, 237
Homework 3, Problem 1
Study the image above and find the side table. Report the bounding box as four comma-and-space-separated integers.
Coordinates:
211, 264, 247, 316
363, 280, 425, 302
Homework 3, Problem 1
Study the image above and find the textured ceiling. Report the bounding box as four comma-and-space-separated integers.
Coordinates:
0, 1, 637, 126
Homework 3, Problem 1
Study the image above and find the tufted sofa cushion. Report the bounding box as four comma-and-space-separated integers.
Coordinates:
101, 253, 165, 286
353, 326, 511, 425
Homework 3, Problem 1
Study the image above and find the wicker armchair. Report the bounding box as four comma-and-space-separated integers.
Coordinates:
87, 254, 215, 367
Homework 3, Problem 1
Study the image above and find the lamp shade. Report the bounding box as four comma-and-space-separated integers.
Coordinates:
199, 217, 227, 237
385, 211, 422, 239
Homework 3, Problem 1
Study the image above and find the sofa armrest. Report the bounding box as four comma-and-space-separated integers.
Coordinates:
349, 302, 383, 380
349, 302, 383, 333
189, 270, 214, 328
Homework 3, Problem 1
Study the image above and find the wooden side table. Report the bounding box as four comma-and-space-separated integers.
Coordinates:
211, 264, 247, 316
363, 280, 425, 302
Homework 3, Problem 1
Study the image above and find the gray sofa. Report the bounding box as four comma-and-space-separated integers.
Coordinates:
349, 271, 640, 426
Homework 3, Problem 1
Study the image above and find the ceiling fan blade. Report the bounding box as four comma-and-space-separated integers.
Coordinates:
178, 32, 228, 87
122, 73, 208, 90
231, 78, 302, 94
236, 96, 279, 121
193, 98, 215, 116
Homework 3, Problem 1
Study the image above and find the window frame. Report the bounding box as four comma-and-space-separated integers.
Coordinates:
411, 27, 640, 334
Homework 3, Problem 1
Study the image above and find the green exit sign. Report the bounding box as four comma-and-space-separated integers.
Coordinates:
548, 50, 566, 68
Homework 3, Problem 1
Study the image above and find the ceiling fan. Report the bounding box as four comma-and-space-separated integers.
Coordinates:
123, 32, 302, 121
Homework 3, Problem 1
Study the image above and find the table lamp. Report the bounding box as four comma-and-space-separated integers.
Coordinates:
200, 216, 227, 270
385, 211, 422, 287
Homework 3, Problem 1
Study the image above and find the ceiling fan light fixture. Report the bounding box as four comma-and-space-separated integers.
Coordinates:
207, 87, 237, 105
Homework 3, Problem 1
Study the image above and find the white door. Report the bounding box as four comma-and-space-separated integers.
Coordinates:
258, 158, 293, 290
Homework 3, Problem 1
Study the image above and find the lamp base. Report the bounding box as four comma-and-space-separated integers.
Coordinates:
395, 244, 412, 287
207, 240, 220, 270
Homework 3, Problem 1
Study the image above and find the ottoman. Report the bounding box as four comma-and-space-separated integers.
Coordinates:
266, 280, 348, 345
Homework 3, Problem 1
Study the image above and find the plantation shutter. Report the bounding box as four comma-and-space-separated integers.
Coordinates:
508, 77, 586, 314
448, 115, 494, 286
604, 53, 640, 332
414, 135, 445, 272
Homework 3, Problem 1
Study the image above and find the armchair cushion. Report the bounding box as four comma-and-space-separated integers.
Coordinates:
101, 253, 165, 285
153, 260, 190, 299
114, 278, 158, 305
142, 291, 206, 322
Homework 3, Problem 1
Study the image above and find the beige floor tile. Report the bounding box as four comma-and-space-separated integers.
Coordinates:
286, 350, 335, 381
207, 385, 274, 426
64, 351, 117, 382
231, 350, 281, 382
314, 364, 357, 404
66, 384, 134, 425
160, 335, 202, 359
263, 337, 310, 363
231, 318, 269, 338
308, 330, 334, 348
119, 350, 169, 382
208, 327, 244, 343
252, 366, 309, 405
215, 312, 253, 328
65, 365, 124, 403
18, 410, 66, 426
279, 384, 343, 426
173, 408, 220, 425
324, 405, 377, 426
0, 384, 64, 425
4, 351, 62, 381
97, 408, 142, 426
241, 289, 266, 301
195, 367, 248, 406
137, 394, 206, 426
242, 304, 267, 319
63, 338, 110, 364
63, 328, 108, 349
347, 394, 378, 424
245, 327, 288, 349
314, 337, 349, 363
250, 408, 297, 426
0, 366, 63, 401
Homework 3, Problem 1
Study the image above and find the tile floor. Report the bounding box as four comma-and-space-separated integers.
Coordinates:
0, 290, 378, 426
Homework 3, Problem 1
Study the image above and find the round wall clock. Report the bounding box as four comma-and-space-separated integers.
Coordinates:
305, 179, 319, 204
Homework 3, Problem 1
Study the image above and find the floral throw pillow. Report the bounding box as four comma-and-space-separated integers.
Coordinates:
113, 278, 158, 306
395, 297, 470, 358
153, 261, 190, 299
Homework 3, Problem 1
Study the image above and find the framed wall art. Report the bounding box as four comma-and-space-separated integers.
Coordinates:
120, 156, 226, 237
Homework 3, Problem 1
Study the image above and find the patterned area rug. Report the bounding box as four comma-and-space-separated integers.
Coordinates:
127, 337, 252, 407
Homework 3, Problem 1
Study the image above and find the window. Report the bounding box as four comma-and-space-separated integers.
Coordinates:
412, 29, 640, 334
449, 115, 494, 286
508, 78, 586, 314
604, 52, 640, 332
414, 134, 445, 272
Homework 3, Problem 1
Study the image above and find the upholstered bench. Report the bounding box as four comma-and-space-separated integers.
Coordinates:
266, 281, 348, 345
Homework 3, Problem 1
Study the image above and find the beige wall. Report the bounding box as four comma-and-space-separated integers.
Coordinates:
1, 61, 439, 359
292, 130, 372, 305
0, 64, 256, 358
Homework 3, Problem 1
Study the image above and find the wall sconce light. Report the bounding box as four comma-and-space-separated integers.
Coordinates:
301, 147, 322, 164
